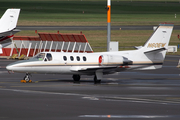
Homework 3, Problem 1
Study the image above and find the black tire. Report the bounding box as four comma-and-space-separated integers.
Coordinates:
94, 75, 101, 83
72, 75, 80, 81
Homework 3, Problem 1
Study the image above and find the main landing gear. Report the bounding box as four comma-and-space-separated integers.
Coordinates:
94, 70, 102, 83
21, 73, 32, 83
72, 74, 101, 83
94, 75, 101, 83
72, 74, 81, 82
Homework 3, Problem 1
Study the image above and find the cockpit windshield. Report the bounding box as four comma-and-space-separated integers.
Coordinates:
29, 53, 45, 61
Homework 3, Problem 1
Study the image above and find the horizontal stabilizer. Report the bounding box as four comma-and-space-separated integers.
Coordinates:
0, 28, 21, 37
144, 47, 166, 54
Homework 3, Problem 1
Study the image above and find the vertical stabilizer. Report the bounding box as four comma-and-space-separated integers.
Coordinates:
139, 23, 174, 69
143, 23, 174, 51
0, 9, 20, 33
0, 9, 21, 54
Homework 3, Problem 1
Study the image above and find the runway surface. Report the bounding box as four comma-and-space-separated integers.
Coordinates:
17, 25, 180, 31
0, 55, 180, 120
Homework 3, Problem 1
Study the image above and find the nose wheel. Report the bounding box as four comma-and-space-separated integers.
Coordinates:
21, 73, 32, 83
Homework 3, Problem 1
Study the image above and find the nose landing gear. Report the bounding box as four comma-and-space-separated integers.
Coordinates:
21, 73, 32, 83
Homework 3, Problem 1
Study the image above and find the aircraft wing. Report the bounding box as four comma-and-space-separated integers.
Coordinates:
70, 66, 128, 75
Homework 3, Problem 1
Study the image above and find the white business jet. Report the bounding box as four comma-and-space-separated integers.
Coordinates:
0, 9, 21, 53
6, 23, 173, 83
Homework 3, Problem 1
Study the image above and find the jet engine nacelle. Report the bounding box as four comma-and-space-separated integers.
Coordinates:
98, 54, 124, 66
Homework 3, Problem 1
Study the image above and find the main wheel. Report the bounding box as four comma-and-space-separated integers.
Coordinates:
72, 75, 80, 81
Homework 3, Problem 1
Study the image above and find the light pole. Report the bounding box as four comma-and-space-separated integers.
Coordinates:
107, 0, 111, 51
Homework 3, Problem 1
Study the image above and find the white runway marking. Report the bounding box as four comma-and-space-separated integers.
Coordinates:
1, 88, 180, 105
0, 88, 89, 97
82, 97, 99, 100
105, 96, 180, 104
79, 115, 176, 118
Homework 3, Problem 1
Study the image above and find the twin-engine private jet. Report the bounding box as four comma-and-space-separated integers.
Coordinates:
0, 9, 20, 53
6, 23, 173, 83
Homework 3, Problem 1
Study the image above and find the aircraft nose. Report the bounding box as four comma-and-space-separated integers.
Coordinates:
6, 60, 29, 71
6, 62, 18, 71
6, 64, 13, 71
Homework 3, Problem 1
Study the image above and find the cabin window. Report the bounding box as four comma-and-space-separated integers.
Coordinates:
83, 56, 87, 61
77, 56, 80, 61
63, 56, 67, 61
46, 53, 52, 61
70, 56, 74, 61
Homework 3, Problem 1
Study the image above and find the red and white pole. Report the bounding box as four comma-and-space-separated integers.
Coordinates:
107, 0, 111, 51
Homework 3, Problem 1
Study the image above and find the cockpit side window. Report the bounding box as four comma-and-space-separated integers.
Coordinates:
46, 53, 52, 61
30, 53, 45, 61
